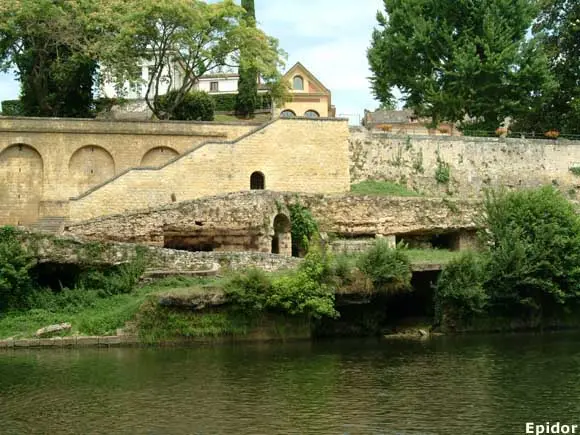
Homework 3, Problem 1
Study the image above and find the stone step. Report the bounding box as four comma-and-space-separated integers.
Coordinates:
29, 216, 68, 234
142, 266, 220, 281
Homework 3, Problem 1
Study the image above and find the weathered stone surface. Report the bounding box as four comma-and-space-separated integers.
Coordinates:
14, 339, 40, 347
35, 322, 72, 337
349, 130, 580, 197
76, 336, 99, 346
99, 336, 121, 346
157, 289, 227, 310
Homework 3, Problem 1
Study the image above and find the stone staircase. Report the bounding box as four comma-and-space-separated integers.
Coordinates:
29, 216, 68, 234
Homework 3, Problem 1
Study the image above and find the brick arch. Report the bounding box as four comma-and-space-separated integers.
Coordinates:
0, 144, 44, 225
140, 146, 179, 167
69, 145, 115, 197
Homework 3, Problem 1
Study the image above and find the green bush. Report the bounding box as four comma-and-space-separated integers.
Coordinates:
77, 253, 147, 296
224, 243, 337, 320
480, 187, 580, 317
212, 93, 272, 112
155, 90, 215, 121
434, 252, 488, 326
1, 100, 24, 116
357, 240, 412, 293
288, 202, 319, 256
0, 227, 36, 311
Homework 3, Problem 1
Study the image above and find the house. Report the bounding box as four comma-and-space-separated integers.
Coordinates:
99, 60, 335, 118
362, 109, 459, 135
275, 62, 336, 118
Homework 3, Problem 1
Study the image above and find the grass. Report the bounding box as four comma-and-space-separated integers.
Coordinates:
0, 276, 224, 340
404, 249, 463, 265
350, 180, 422, 197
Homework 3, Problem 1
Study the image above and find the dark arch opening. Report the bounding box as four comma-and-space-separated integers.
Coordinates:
280, 110, 296, 118
250, 171, 265, 190
272, 214, 291, 255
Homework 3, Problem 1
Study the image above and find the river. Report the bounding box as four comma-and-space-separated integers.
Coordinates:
1, 333, 580, 434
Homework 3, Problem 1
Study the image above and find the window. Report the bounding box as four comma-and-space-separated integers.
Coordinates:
293, 76, 304, 90
210, 81, 219, 92
304, 110, 320, 118
280, 110, 296, 118
250, 171, 265, 190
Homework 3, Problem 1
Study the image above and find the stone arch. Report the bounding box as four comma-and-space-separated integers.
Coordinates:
250, 171, 265, 190
0, 144, 44, 225
68, 145, 115, 197
272, 213, 292, 256
140, 146, 179, 167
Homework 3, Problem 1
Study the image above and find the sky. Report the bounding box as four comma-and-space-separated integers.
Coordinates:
0, 0, 386, 125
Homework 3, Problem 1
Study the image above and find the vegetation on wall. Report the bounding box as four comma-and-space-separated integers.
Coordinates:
357, 240, 412, 294
350, 180, 422, 197
287, 202, 319, 256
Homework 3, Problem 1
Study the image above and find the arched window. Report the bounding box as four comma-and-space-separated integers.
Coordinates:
280, 110, 296, 118
304, 110, 320, 118
250, 171, 265, 190
293, 76, 304, 90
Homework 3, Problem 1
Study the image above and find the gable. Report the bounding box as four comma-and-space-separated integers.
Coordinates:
284, 62, 330, 95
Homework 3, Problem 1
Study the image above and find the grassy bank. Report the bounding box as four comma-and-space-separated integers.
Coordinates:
350, 180, 422, 197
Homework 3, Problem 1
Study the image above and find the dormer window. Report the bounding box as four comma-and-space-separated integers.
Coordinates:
293, 76, 304, 90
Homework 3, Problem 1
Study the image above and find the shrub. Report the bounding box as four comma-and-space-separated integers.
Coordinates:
155, 90, 215, 121
1, 100, 24, 116
357, 240, 412, 293
434, 252, 488, 326
212, 93, 271, 112
77, 252, 147, 296
225, 268, 272, 314
435, 153, 450, 184
480, 187, 580, 317
0, 227, 36, 311
288, 202, 319, 256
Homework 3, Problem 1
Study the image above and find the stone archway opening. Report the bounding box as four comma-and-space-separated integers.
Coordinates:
272, 214, 292, 256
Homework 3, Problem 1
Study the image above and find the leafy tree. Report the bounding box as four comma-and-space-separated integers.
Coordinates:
235, 0, 259, 118
0, 0, 99, 117
367, 0, 553, 130
514, 0, 580, 134
110, 0, 285, 120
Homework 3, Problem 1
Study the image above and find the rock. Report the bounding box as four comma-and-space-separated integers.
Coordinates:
35, 323, 72, 337
418, 329, 429, 337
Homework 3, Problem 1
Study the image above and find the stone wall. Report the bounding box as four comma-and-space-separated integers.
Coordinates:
64, 191, 480, 250
19, 231, 300, 273
0, 117, 256, 225
349, 129, 580, 197
68, 118, 351, 221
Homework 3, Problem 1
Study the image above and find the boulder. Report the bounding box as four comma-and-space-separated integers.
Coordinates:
35, 323, 72, 337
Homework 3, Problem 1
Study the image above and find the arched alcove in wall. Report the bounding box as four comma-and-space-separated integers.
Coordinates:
68, 145, 115, 197
272, 213, 292, 256
0, 144, 44, 225
140, 146, 179, 167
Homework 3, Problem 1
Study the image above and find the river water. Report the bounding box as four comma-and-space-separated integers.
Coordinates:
1, 333, 580, 435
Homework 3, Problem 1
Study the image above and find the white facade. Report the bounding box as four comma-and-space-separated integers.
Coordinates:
196, 75, 239, 94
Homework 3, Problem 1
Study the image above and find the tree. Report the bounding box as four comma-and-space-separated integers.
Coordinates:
110, 0, 285, 120
367, 0, 553, 131
518, 0, 580, 134
235, 0, 259, 118
0, 0, 99, 117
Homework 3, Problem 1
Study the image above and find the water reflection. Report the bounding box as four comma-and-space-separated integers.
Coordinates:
1, 334, 580, 434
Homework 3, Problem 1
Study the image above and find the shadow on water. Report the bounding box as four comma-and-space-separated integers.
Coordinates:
2, 332, 580, 434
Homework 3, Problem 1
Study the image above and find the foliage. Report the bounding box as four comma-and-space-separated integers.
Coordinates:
480, 187, 580, 317
155, 90, 215, 121
569, 167, 580, 177
109, 0, 286, 120
1, 100, 24, 116
224, 268, 272, 314
235, 0, 258, 118
212, 93, 271, 112
77, 252, 147, 296
0, 0, 101, 117
288, 202, 319, 255
368, 0, 553, 129
357, 240, 412, 293
435, 252, 488, 325
350, 180, 422, 197
435, 153, 450, 184
0, 227, 36, 311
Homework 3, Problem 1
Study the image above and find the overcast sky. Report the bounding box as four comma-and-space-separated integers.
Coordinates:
0, 0, 386, 124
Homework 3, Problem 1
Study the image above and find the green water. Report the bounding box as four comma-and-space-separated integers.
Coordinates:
2, 333, 580, 434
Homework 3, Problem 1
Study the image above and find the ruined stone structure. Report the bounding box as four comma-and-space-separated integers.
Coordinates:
349, 129, 580, 197
63, 191, 480, 254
